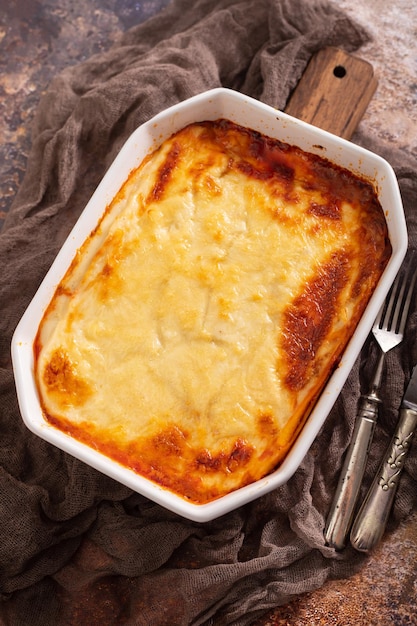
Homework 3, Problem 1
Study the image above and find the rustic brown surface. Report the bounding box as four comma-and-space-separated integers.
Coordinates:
1, 1, 417, 624
257, 511, 417, 625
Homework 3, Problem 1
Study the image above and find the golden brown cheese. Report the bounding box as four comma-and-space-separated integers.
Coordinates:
34, 119, 391, 504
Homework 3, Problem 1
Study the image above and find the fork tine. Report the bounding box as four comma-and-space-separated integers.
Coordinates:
390, 273, 408, 332
376, 271, 401, 331
373, 251, 417, 352
396, 253, 417, 334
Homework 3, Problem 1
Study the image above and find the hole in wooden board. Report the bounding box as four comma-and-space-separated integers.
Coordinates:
333, 65, 347, 78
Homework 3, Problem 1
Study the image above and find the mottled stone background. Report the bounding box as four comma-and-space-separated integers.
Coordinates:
0, 0, 171, 229
1, 1, 417, 624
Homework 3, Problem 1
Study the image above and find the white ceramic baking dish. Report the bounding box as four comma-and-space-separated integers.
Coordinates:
11, 88, 407, 522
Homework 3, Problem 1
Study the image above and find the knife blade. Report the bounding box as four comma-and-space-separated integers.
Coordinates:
350, 365, 417, 552
402, 364, 417, 410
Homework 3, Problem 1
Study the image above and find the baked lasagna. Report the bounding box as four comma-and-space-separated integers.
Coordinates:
34, 119, 391, 503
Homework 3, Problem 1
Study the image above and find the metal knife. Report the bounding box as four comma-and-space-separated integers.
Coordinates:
350, 364, 417, 552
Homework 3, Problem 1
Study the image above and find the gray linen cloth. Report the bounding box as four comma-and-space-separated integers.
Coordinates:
1, 0, 416, 624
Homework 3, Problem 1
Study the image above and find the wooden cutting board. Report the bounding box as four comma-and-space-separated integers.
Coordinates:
284, 46, 377, 139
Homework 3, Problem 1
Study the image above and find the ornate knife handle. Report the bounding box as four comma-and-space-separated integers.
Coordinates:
324, 393, 380, 550
350, 407, 417, 552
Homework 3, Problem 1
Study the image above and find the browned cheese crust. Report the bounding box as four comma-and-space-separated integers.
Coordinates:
34, 120, 391, 503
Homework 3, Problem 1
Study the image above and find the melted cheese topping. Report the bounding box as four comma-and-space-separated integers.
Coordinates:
34, 120, 391, 503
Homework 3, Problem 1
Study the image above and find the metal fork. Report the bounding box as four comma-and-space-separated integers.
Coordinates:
324, 252, 417, 550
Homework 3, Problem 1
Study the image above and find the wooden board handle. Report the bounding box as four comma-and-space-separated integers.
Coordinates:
284, 47, 377, 139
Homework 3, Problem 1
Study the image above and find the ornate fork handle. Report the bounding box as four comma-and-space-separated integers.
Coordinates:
350, 407, 417, 552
